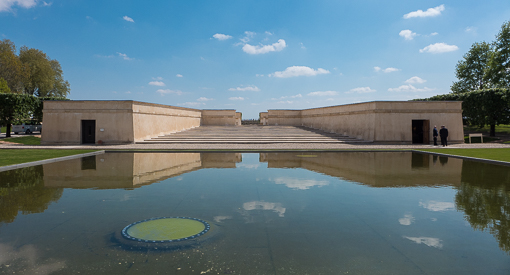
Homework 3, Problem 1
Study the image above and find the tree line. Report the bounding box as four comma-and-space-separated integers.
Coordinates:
419, 21, 510, 136
0, 39, 70, 137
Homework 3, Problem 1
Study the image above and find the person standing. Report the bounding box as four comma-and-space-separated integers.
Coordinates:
439, 125, 448, 147
433, 126, 439, 146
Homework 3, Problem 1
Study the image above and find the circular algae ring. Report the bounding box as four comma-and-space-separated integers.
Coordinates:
122, 217, 210, 243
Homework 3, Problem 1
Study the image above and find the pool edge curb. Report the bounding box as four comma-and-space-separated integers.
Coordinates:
413, 150, 510, 167
0, 150, 106, 172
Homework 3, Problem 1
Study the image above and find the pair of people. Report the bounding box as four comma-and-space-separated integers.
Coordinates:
433, 125, 448, 146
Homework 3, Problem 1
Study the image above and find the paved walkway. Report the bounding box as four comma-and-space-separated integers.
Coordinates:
1, 125, 508, 150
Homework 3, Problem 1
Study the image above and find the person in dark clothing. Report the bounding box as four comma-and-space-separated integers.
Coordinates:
439, 125, 448, 147
432, 126, 439, 146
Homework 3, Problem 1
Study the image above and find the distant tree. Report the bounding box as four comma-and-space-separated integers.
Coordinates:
0, 93, 38, 137
0, 78, 10, 93
19, 46, 70, 97
451, 42, 495, 94
490, 21, 510, 87
0, 39, 29, 92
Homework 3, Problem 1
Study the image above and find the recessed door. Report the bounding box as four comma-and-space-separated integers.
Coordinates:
82, 120, 96, 144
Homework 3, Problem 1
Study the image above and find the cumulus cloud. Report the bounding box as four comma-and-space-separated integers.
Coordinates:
405, 76, 426, 84
229, 97, 244, 101
272, 94, 302, 100
117, 52, 133, 60
270, 66, 330, 78
156, 89, 183, 96
374, 66, 399, 73
388, 85, 434, 92
419, 201, 455, 212
123, 15, 134, 22
399, 29, 417, 40
212, 33, 232, 40
240, 31, 256, 43
307, 91, 338, 96
271, 177, 329, 190
277, 101, 295, 104
0, 0, 37, 12
419, 43, 458, 54
243, 39, 286, 55
399, 214, 415, 226
346, 87, 376, 94
404, 4, 445, 19
176, 74, 183, 78
148, 81, 165, 86
228, 85, 260, 92
197, 97, 213, 101
430, 32, 438, 36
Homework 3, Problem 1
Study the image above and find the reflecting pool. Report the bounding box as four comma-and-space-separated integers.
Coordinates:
0, 152, 509, 274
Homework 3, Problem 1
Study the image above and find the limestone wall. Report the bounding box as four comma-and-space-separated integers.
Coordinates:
265, 101, 463, 143
259, 112, 268, 125
41, 101, 203, 144
201, 109, 239, 126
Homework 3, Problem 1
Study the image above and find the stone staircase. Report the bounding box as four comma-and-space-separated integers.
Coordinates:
137, 125, 367, 144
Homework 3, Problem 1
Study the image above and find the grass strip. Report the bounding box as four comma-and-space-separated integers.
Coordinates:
417, 148, 510, 163
0, 149, 99, 167
3, 136, 41, 145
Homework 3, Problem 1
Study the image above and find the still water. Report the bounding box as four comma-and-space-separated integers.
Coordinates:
0, 152, 509, 274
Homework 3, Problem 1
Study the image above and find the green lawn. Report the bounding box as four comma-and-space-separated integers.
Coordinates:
418, 148, 510, 163
1, 126, 5, 133
0, 149, 99, 167
3, 136, 41, 145
463, 136, 500, 143
464, 124, 510, 134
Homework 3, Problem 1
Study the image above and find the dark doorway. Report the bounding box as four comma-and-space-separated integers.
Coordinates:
82, 120, 96, 144
412, 120, 430, 144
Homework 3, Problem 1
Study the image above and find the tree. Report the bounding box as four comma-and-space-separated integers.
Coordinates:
0, 39, 29, 93
451, 42, 495, 94
0, 93, 38, 137
19, 46, 70, 97
0, 78, 10, 93
491, 21, 510, 87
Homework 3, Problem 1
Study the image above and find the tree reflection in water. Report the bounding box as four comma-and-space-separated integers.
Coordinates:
0, 166, 63, 224
456, 161, 510, 253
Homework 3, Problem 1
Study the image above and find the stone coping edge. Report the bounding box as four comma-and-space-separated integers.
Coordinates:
413, 150, 510, 167
0, 150, 106, 172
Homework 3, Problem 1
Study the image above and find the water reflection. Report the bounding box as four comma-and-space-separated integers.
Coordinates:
0, 243, 65, 274
456, 160, 510, 253
0, 166, 62, 224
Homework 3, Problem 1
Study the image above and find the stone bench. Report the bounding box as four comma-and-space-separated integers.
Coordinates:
469, 133, 483, 143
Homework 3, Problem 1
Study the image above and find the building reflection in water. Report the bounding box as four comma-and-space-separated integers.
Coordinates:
1, 151, 509, 253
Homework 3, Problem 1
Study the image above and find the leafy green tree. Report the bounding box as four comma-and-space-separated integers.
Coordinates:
0, 93, 38, 137
491, 21, 510, 87
0, 78, 10, 93
451, 42, 495, 94
19, 46, 70, 97
0, 39, 29, 92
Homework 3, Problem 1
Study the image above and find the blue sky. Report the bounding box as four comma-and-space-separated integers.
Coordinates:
1, 1, 509, 118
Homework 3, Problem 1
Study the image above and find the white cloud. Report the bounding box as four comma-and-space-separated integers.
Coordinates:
243, 201, 286, 217
197, 97, 213, 101
270, 66, 330, 78
346, 87, 376, 94
277, 101, 294, 104
228, 85, 260, 92
42, 1, 51, 6
399, 29, 417, 40
123, 15, 134, 23
265, 31, 273, 36
212, 33, 232, 40
307, 91, 338, 96
176, 74, 183, 78
181, 102, 205, 107
243, 39, 286, 55
0, 0, 37, 12
430, 32, 438, 36
375, 66, 399, 73
419, 201, 455, 212
399, 214, 415, 226
240, 31, 256, 43
300, 42, 306, 49
271, 177, 329, 190
419, 43, 458, 54
152, 76, 163, 80
403, 4, 445, 19
404, 236, 443, 249
156, 89, 183, 96
148, 81, 165, 86
256, 74, 264, 77
213, 216, 232, 223
117, 52, 133, 60
229, 97, 244, 101
405, 76, 426, 84
388, 85, 434, 92
272, 94, 302, 100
